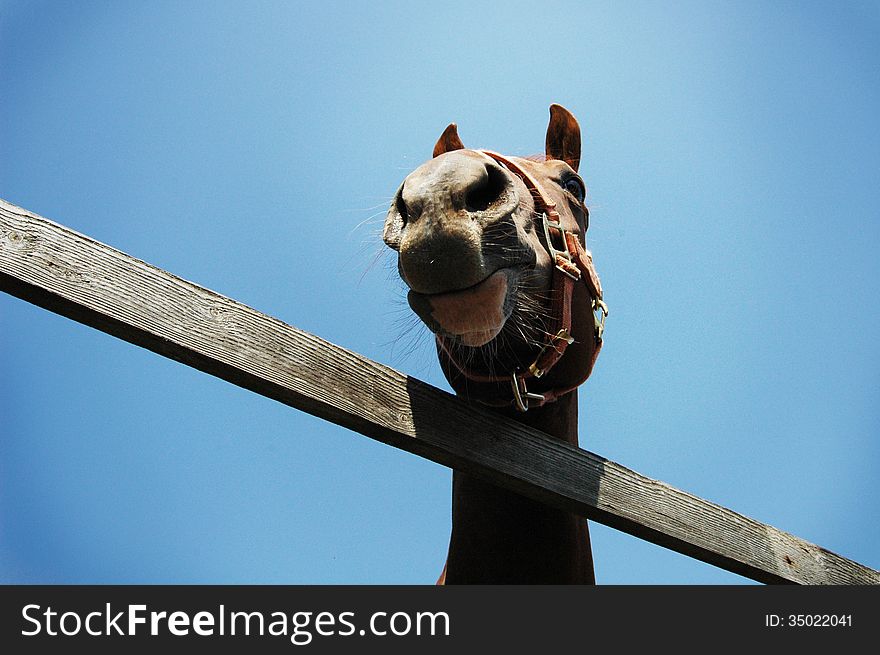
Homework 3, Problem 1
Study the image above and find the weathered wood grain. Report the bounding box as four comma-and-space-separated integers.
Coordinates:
1, 197, 877, 585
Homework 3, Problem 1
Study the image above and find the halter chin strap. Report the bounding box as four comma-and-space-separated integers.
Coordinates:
437, 150, 608, 412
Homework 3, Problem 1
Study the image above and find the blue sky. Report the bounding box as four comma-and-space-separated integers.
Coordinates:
1, 0, 878, 584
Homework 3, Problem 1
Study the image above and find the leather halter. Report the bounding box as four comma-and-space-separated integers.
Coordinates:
437, 150, 607, 411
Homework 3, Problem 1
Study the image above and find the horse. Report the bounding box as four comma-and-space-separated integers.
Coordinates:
383, 104, 606, 583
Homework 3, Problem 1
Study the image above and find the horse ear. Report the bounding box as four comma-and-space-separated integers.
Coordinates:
433, 123, 465, 157
545, 104, 581, 171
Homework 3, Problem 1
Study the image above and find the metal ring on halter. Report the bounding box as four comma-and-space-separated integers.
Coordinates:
528, 328, 575, 378
510, 374, 546, 412
592, 299, 608, 342
542, 212, 580, 281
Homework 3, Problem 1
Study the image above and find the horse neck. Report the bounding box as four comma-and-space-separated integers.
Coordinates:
444, 391, 595, 584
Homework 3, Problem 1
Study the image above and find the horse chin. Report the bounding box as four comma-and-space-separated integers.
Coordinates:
407, 268, 517, 347
450, 324, 506, 348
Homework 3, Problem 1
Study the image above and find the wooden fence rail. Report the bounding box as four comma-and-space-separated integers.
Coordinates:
1, 197, 877, 585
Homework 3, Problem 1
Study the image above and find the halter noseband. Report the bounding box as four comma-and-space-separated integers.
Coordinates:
437, 150, 608, 412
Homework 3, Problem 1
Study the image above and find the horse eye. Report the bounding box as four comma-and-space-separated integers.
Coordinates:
563, 177, 586, 202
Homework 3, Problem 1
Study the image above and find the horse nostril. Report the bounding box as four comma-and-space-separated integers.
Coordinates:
465, 163, 508, 213
395, 188, 410, 225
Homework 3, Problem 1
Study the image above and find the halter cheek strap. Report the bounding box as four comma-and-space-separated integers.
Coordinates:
436, 150, 608, 412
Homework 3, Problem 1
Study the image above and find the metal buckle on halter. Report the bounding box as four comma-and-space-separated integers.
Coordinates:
541, 211, 580, 281
528, 328, 575, 378
592, 298, 609, 341
510, 373, 545, 412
